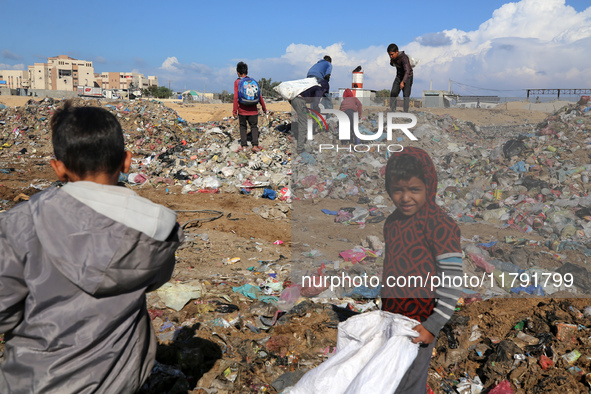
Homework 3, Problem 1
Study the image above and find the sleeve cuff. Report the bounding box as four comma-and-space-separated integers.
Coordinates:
422, 313, 447, 335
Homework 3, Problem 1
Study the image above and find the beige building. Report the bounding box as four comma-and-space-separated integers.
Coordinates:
0, 70, 30, 89
26, 55, 95, 91
96, 72, 158, 90
3, 55, 158, 92
28, 63, 52, 90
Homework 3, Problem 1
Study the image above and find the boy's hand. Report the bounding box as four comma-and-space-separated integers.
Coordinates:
412, 324, 435, 345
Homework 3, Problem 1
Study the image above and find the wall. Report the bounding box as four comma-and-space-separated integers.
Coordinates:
27, 89, 79, 99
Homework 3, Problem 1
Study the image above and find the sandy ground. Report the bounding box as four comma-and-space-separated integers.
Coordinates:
1, 95, 566, 126
157, 99, 560, 126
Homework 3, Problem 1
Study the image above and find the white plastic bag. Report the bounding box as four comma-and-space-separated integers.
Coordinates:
202, 176, 222, 190
289, 311, 420, 394
273, 78, 320, 101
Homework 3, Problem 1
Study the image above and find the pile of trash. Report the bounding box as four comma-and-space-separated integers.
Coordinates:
0, 97, 294, 200
290, 100, 591, 292
429, 297, 591, 393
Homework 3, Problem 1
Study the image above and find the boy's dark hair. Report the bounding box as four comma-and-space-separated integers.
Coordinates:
51, 101, 125, 177
236, 61, 248, 75
387, 43, 399, 53
385, 154, 425, 194
323, 55, 332, 63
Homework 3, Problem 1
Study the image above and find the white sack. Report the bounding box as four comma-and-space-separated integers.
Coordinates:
273, 78, 320, 101
289, 311, 420, 394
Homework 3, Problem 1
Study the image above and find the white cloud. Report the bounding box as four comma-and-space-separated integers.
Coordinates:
157, 57, 223, 91
0, 63, 26, 70
273, 0, 591, 96
160, 57, 182, 72
405, 0, 591, 94
159, 0, 591, 96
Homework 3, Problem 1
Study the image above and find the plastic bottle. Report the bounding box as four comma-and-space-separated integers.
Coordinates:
490, 259, 524, 274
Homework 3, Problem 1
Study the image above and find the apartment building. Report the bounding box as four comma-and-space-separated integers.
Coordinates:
2, 55, 158, 92
26, 55, 94, 91
96, 72, 158, 90
27, 63, 52, 90
0, 70, 30, 89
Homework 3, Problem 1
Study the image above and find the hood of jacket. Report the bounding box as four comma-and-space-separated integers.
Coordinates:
385, 146, 438, 205
28, 184, 179, 297
343, 88, 354, 98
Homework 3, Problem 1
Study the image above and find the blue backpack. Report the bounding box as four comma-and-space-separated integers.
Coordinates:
237, 77, 260, 105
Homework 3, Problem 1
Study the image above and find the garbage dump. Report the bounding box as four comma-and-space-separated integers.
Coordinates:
2, 96, 591, 393
0, 97, 294, 212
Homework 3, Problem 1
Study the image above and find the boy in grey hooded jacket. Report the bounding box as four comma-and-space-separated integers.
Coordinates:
0, 101, 183, 393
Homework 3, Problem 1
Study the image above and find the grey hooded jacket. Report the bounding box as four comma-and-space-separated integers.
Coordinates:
0, 183, 183, 393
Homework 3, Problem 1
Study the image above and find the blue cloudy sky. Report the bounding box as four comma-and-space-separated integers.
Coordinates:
2, 0, 590, 97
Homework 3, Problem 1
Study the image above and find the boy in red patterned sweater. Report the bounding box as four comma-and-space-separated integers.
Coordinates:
382, 147, 464, 393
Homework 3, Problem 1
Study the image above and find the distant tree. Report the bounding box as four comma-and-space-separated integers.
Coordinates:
142, 85, 173, 99
376, 89, 390, 98
156, 86, 173, 99
220, 89, 234, 103
257, 77, 281, 98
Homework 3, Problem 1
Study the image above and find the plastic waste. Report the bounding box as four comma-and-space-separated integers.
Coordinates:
155, 280, 204, 312
510, 285, 544, 296
489, 259, 524, 274
539, 354, 554, 370
469, 253, 496, 273
339, 248, 369, 264
262, 188, 277, 200
276, 285, 301, 312
128, 172, 148, 185
562, 350, 582, 365
202, 176, 222, 190
488, 380, 514, 394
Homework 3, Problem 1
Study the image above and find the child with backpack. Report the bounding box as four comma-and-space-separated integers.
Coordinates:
232, 61, 267, 152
